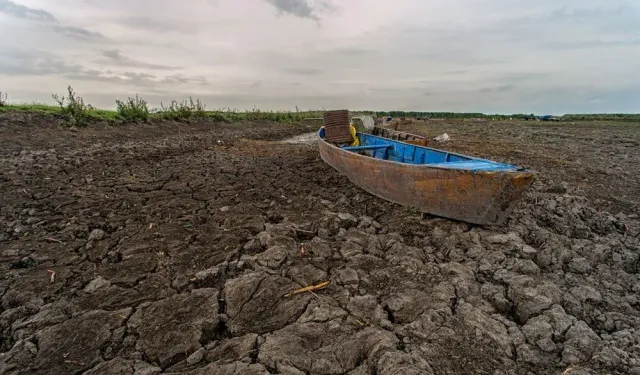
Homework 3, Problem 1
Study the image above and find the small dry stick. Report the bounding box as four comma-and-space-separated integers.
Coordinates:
286, 226, 314, 234
307, 289, 321, 300
47, 270, 55, 283
285, 281, 329, 298
46, 237, 62, 243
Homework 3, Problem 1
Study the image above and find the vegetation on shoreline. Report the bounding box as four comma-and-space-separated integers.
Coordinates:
0, 86, 324, 126
0, 86, 638, 125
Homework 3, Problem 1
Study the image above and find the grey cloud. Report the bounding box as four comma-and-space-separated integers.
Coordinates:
99, 49, 179, 70
67, 70, 157, 86
118, 16, 174, 33
160, 74, 208, 85
333, 46, 372, 56
52, 25, 104, 40
480, 5, 640, 43
548, 5, 640, 32
0, 48, 205, 88
264, 0, 332, 21
0, 49, 85, 76
282, 67, 323, 76
66, 70, 208, 88
444, 70, 468, 75
479, 84, 516, 93
0, 0, 55, 21
117, 16, 200, 34
0, 0, 103, 39
545, 38, 640, 50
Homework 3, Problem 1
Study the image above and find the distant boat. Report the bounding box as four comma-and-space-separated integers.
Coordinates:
318, 127, 537, 225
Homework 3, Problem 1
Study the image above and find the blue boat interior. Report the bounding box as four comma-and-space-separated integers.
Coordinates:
320, 129, 521, 172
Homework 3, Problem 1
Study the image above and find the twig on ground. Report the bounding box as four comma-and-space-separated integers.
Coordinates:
285, 281, 329, 298
46, 237, 62, 243
307, 289, 321, 300
285, 226, 314, 234
47, 270, 55, 283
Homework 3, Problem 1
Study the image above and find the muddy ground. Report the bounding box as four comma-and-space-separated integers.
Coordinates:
1, 113, 639, 375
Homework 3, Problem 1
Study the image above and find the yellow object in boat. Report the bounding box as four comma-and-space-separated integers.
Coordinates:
349, 124, 359, 146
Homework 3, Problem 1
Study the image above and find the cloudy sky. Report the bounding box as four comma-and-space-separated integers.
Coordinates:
1, 0, 639, 114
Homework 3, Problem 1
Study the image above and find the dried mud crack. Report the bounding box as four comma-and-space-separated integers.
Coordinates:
1, 114, 639, 375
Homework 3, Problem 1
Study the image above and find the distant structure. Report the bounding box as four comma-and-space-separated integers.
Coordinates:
536, 115, 560, 122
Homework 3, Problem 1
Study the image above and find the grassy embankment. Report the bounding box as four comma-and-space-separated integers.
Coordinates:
0, 87, 323, 126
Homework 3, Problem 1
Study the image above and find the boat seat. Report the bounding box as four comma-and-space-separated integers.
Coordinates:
341, 145, 392, 152
427, 160, 516, 171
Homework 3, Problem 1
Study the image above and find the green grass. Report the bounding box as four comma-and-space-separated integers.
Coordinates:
0, 103, 61, 114
0, 86, 325, 125
0, 103, 120, 121
0, 102, 324, 124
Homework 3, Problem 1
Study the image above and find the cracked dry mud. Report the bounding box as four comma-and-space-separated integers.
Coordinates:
1, 113, 639, 375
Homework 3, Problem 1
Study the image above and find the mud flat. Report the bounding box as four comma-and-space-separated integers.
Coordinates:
0, 113, 639, 375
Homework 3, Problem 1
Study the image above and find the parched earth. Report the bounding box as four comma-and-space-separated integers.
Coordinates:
1, 113, 639, 375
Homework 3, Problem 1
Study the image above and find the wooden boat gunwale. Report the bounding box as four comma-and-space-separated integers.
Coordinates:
317, 128, 532, 174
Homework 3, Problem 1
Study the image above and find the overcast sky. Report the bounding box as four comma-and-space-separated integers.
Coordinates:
1, 0, 639, 114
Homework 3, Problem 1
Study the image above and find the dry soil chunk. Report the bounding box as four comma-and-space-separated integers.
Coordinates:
11, 299, 78, 339
562, 321, 604, 365
458, 303, 513, 358
84, 276, 111, 293
127, 288, 220, 368
375, 350, 434, 375
259, 324, 398, 374
521, 315, 556, 352
340, 241, 364, 258
256, 245, 289, 269
167, 362, 270, 375
206, 334, 258, 363
32, 309, 127, 374
508, 285, 553, 323
225, 272, 311, 335
298, 301, 348, 324
83, 358, 162, 375
383, 289, 429, 323
88, 228, 106, 241
347, 295, 389, 326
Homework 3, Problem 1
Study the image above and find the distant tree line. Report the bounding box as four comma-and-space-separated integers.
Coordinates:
366, 111, 640, 122
561, 113, 640, 122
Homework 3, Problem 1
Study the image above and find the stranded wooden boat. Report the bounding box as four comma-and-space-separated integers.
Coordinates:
318, 127, 537, 225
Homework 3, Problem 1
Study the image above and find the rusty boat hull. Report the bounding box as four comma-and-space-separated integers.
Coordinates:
318, 129, 537, 225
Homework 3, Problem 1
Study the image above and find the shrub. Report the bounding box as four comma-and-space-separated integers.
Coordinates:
52, 85, 92, 126
160, 97, 206, 120
0, 92, 7, 106
116, 94, 149, 121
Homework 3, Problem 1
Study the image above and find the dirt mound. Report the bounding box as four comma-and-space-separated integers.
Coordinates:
1, 113, 639, 375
